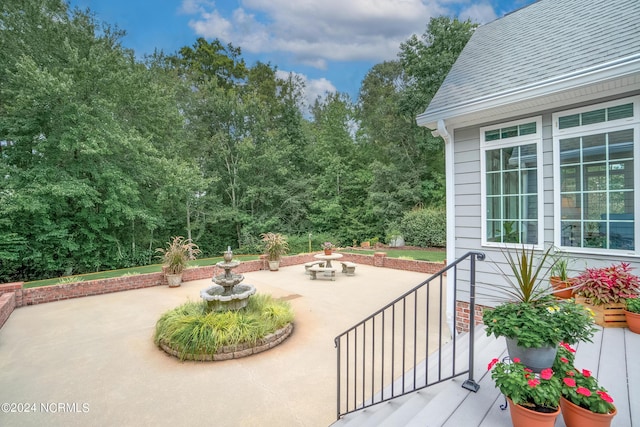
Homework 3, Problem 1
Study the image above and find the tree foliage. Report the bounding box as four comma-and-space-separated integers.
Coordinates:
0, 3, 472, 281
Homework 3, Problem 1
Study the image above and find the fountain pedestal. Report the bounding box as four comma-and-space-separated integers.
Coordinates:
200, 248, 256, 312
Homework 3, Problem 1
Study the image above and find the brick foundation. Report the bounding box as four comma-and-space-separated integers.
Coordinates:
0, 251, 446, 330
455, 300, 489, 333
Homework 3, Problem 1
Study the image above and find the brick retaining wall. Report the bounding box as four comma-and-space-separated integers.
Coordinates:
0, 292, 16, 329
0, 252, 446, 330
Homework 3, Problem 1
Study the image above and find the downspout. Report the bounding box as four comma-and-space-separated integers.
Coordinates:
433, 119, 457, 337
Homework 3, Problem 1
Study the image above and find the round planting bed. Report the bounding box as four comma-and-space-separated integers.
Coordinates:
154, 295, 295, 362
158, 323, 293, 361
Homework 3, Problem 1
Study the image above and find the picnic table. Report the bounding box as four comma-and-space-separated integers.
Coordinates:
313, 253, 343, 268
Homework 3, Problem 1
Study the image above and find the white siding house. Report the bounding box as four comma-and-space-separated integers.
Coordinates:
416, 0, 640, 329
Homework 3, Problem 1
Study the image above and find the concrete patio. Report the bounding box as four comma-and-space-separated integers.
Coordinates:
0, 264, 434, 427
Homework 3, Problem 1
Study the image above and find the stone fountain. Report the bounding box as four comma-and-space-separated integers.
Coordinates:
200, 247, 256, 312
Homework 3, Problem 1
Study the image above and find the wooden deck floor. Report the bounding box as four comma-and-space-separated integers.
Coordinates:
455, 325, 639, 427
333, 325, 639, 426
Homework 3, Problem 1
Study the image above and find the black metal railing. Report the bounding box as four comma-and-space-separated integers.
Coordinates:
334, 251, 485, 419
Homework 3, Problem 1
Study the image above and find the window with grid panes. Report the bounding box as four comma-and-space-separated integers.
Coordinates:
481, 118, 542, 246
554, 99, 637, 252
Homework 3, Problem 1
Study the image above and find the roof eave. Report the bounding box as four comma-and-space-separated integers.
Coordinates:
417, 53, 640, 131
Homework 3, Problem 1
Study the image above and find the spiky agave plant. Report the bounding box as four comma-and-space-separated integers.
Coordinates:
497, 245, 556, 303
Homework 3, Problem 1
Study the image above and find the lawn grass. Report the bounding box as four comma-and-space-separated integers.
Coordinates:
342, 248, 446, 262
23, 255, 260, 289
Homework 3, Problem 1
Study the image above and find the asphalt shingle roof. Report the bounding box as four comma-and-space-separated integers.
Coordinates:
423, 0, 640, 116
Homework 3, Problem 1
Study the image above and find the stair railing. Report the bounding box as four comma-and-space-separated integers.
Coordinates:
334, 251, 485, 419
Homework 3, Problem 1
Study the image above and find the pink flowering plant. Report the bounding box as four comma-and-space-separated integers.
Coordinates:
488, 357, 561, 412
574, 262, 640, 305
553, 342, 615, 414
321, 242, 335, 250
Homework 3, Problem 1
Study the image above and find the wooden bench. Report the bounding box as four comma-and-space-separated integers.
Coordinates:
304, 260, 325, 274
340, 261, 357, 276
308, 265, 337, 281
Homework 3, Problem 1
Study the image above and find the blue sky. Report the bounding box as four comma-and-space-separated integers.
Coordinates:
67, 0, 534, 106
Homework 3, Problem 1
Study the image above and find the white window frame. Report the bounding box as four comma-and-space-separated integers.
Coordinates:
552, 96, 640, 257
480, 116, 544, 248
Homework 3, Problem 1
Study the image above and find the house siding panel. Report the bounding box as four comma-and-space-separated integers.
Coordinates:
451, 95, 640, 307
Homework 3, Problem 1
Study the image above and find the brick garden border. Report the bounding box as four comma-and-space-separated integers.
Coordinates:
158, 323, 294, 361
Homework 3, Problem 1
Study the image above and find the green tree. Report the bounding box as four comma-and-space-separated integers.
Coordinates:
398, 16, 477, 115
0, 0, 186, 279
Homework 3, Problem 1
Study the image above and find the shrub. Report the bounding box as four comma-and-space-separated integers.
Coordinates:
398, 207, 446, 247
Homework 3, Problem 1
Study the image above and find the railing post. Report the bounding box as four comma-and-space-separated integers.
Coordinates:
336, 337, 341, 419
462, 252, 482, 392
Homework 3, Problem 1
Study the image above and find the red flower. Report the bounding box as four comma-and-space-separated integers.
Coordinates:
488, 358, 499, 370
563, 377, 576, 387
559, 342, 576, 353
528, 379, 540, 387
560, 357, 569, 364
577, 387, 591, 397
597, 390, 614, 403
540, 368, 553, 380
582, 369, 591, 377
567, 370, 575, 376
512, 357, 521, 363
524, 368, 533, 373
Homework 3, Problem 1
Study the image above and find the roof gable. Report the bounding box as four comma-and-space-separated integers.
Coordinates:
418, 0, 640, 128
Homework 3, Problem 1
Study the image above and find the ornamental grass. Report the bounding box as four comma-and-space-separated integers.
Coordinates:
154, 294, 294, 360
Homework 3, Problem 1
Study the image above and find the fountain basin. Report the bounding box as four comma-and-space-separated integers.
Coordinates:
200, 283, 257, 311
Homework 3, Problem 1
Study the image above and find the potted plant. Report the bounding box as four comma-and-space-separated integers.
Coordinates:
321, 241, 334, 255
554, 343, 617, 427
624, 296, 640, 334
488, 357, 561, 426
261, 232, 289, 271
573, 262, 640, 327
483, 245, 596, 372
156, 236, 201, 287
574, 262, 640, 305
549, 251, 575, 299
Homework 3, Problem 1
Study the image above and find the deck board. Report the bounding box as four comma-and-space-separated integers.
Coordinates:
626, 329, 640, 426
333, 325, 639, 427
471, 326, 638, 427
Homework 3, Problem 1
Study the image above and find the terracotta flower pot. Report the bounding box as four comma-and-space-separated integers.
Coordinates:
508, 398, 560, 427
550, 276, 573, 299
324, 249, 332, 255
625, 310, 640, 334
560, 396, 616, 427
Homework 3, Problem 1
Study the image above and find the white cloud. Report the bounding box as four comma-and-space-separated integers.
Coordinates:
179, 0, 215, 15
458, 3, 497, 24
188, 10, 233, 39
182, 0, 453, 67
